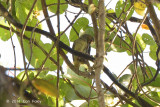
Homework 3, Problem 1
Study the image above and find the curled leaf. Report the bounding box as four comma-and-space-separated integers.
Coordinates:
32, 79, 58, 97
141, 24, 149, 30
88, 4, 96, 15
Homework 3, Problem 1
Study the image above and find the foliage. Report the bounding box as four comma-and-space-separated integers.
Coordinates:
1, 0, 160, 107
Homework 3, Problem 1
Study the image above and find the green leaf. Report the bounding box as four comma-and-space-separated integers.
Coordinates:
148, 91, 160, 106
145, 66, 156, 79
17, 71, 36, 81
154, 3, 160, 10
0, 19, 13, 41
119, 74, 132, 85
15, 0, 42, 24
132, 78, 137, 92
135, 34, 146, 52
104, 92, 115, 106
0, 2, 8, 15
141, 92, 159, 106
145, 67, 160, 87
59, 33, 70, 53
64, 85, 80, 101
83, 27, 94, 37
129, 65, 160, 91
147, 76, 160, 87
43, 74, 80, 102
80, 99, 98, 107
22, 39, 63, 71
105, 32, 130, 52
64, 67, 92, 86
62, 67, 97, 102
121, 104, 136, 107
84, 0, 98, 7
34, 75, 65, 106
69, 17, 89, 42
115, 0, 134, 20
125, 35, 132, 55
15, 0, 42, 45
142, 33, 156, 45
46, 0, 68, 14
75, 84, 97, 98
105, 9, 114, 30
38, 95, 54, 106
149, 44, 158, 61
128, 64, 147, 91
10, 0, 17, 19
32, 79, 58, 97
125, 33, 146, 55
92, 0, 98, 7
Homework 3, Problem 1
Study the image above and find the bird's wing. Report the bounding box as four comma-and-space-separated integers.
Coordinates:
72, 39, 87, 60
74, 39, 87, 52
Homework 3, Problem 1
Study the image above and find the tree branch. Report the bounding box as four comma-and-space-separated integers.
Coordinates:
94, 0, 105, 106
41, 0, 56, 36
146, 1, 160, 44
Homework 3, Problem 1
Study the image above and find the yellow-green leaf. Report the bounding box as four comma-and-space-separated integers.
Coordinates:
32, 79, 58, 97
134, 0, 146, 16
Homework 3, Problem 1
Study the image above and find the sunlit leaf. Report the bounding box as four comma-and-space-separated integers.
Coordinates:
82, 27, 94, 37
134, 0, 146, 16
149, 44, 158, 61
119, 74, 132, 85
142, 33, 156, 45
46, 0, 68, 14
88, 4, 96, 15
64, 67, 92, 86
17, 71, 35, 81
105, 32, 130, 52
15, 0, 42, 23
75, 84, 97, 98
58, 33, 70, 53
155, 3, 160, 10
115, 0, 134, 20
69, 17, 89, 42
32, 79, 58, 97
0, 19, 13, 41
22, 40, 62, 71
144, 67, 160, 88
84, 0, 98, 7
135, 33, 146, 52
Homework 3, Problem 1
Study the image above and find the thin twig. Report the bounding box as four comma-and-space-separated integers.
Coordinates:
9, 24, 16, 77
56, 0, 61, 106
20, 0, 37, 82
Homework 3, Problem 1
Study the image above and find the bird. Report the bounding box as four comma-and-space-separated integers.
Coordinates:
72, 34, 93, 69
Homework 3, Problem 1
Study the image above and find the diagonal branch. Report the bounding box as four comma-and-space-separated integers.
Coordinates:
41, 0, 56, 36
146, 1, 160, 44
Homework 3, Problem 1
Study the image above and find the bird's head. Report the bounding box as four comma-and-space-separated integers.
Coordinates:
80, 34, 94, 44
